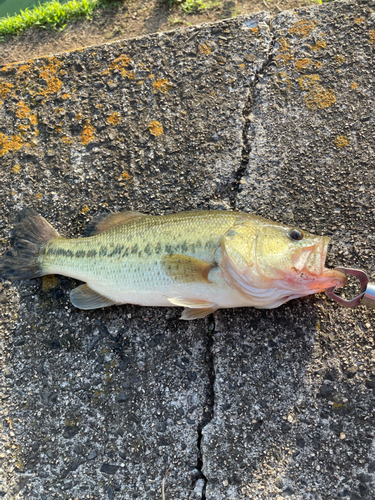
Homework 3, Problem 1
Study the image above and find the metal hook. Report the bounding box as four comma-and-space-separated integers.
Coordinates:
325, 267, 375, 308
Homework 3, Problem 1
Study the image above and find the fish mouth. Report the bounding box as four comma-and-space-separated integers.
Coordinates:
293, 237, 347, 291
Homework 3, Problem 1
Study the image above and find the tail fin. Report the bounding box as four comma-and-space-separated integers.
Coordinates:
0, 207, 60, 280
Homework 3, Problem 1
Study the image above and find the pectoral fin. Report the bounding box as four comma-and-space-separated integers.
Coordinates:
162, 254, 216, 283
70, 284, 118, 310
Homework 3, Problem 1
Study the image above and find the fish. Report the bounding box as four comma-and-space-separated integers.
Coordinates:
0, 207, 346, 320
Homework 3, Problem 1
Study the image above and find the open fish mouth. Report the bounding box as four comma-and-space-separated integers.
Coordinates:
293, 237, 347, 291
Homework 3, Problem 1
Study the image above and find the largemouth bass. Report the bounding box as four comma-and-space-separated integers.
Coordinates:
0, 208, 346, 319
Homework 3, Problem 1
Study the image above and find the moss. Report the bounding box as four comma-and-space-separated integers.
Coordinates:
81, 120, 95, 145
148, 120, 164, 136
289, 19, 315, 38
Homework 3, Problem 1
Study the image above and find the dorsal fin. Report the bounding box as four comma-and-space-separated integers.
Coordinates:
84, 211, 146, 237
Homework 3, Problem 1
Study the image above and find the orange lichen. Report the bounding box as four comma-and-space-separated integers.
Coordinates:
239, 63, 245, 69
148, 120, 164, 136
199, 43, 211, 54
0, 132, 24, 157
15, 101, 38, 126
17, 63, 32, 75
118, 171, 132, 182
334, 135, 349, 148
250, 27, 259, 34
81, 120, 95, 145
310, 40, 326, 51
81, 205, 90, 214
36, 193, 42, 199
61, 136, 72, 144
295, 58, 311, 71
107, 55, 135, 79
0, 80, 14, 99
62, 94, 71, 99
12, 164, 21, 173
351, 82, 359, 89
275, 53, 292, 66
36, 57, 63, 97
42, 275, 58, 290
17, 124, 30, 133
279, 38, 290, 52
335, 55, 345, 64
107, 112, 120, 125
16, 102, 30, 119
289, 19, 315, 38
275, 38, 293, 67
153, 79, 173, 94
369, 30, 375, 43
354, 17, 364, 24
298, 75, 336, 110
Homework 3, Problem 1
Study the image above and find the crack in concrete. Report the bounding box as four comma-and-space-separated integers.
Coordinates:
191, 317, 216, 499
231, 17, 277, 210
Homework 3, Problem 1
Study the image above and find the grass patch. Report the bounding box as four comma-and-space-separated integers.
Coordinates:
0, 0, 117, 37
168, 0, 220, 13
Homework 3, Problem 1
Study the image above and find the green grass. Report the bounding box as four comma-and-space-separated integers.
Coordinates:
168, 0, 220, 13
0, 0, 116, 37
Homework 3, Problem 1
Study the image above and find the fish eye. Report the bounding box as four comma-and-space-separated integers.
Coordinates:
289, 228, 304, 241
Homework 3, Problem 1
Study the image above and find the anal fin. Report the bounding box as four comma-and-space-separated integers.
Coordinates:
70, 284, 118, 310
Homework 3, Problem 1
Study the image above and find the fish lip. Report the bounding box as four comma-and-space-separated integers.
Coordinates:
305, 237, 347, 289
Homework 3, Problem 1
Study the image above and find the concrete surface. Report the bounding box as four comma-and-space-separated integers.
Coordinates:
0, 0, 374, 498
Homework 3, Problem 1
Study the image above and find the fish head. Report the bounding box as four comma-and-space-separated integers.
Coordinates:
221, 217, 346, 305
253, 223, 346, 291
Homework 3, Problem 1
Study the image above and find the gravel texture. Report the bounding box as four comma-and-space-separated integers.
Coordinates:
0, 1, 375, 499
